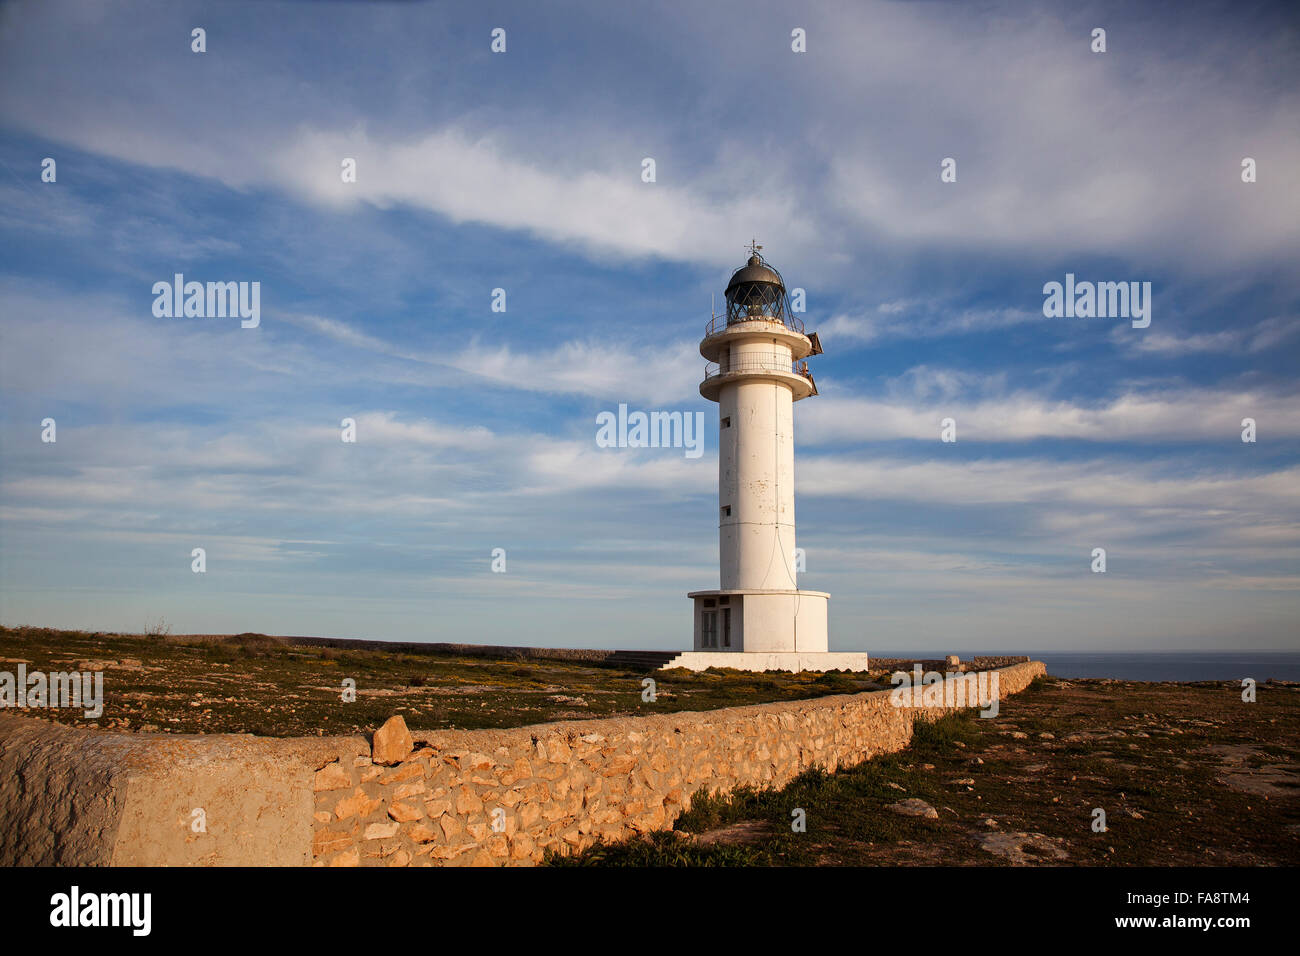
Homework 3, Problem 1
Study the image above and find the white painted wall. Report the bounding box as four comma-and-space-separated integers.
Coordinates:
719, 351, 797, 592
741, 592, 828, 653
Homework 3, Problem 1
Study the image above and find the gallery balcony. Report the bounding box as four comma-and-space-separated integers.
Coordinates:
700, 351, 818, 402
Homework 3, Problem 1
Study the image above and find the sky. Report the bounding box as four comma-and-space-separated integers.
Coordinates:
0, 0, 1297, 653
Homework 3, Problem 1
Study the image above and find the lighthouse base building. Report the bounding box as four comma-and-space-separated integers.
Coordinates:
671, 588, 870, 673
664, 248, 870, 674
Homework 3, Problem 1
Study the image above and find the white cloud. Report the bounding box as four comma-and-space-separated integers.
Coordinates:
800, 384, 1300, 443
279, 312, 428, 362
456, 338, 702, 406
1112, 315, 1300, 356
820, 305, 1042, 348
814, 3, 1300, 268
800, 455, 1300, 517
4, 2, 1295, 274
266, 126, 818, 267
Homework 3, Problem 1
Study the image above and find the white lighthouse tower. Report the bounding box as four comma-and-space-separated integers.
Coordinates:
671, 245, 870, 673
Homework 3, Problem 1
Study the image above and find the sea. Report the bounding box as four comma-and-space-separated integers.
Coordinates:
870, 651, 1300, 682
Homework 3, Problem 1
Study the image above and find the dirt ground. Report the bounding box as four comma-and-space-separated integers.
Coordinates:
554, 676, 1300, 866
0, 626, 888, 736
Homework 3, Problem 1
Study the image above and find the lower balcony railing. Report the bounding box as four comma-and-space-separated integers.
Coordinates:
704, 352, 814, 381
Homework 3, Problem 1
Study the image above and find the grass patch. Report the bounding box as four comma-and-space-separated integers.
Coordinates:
0, 625, 902, 738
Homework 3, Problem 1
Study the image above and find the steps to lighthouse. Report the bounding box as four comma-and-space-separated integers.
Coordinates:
600, 650, 684, 671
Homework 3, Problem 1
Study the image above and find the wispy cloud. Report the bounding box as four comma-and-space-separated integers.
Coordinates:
1111, 314, 1300, 356
821, 304, 1042, 347
801, 383, 1300, 443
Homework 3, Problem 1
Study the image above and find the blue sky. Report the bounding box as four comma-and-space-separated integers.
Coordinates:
1, 0, 1297, 652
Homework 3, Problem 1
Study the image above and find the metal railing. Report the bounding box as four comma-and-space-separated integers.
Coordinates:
705, 310, 806, 339
703, 351, 814, 381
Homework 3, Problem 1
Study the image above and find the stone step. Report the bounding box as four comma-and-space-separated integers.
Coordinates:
602, 650, 683, 671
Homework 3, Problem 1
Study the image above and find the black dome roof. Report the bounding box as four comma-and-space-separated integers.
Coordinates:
725, 254, 784, 295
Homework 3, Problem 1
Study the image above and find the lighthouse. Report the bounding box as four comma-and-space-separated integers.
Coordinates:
672, 245, 870, 673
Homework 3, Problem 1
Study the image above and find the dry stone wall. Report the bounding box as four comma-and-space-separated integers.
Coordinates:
0, 661, 1044, 867
314, 659, 1045, 866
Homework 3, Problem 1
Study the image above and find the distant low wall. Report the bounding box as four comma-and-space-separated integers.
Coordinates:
0, 661, 1044, 866
872, 656, 1032, 671
179, 633, 631, 665
285, 637, 621, 664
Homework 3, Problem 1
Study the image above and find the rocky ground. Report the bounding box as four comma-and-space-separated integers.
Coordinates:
0, 626, 895, 736
552, 676, 1300, 866
7, 627, 1293, 867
